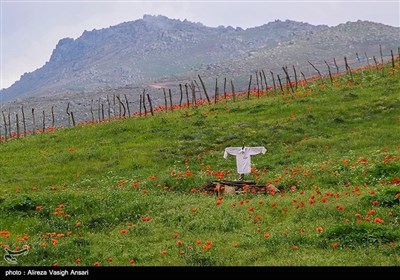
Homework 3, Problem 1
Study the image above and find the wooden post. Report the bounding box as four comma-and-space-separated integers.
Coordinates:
191, 81, 196, 106
113, 94, 117, 118
259, 71, 264, 94
163, 88, 168, 112
185, 83, 190, 107
118, 94, 122, 117
344, 56, 353, 81
255, 72, 260, 97
7, 110, 11, 138
2, 111, 7, 139
116, 95, 126, 118
124, 94, 131, 117
223, 77, 227, 99
324, 60, 333, 84
32, 108, 36, 134
66, 103, 71, 126
277, 74, 284, 93
139, 94, 143, 116
391, 50, 395, 68
168, 89, 173, 111
90, 99, 94, 122
107, 95, 111, 121
42, 110, 45, 132
51, 106, 55, 127
262, 70, 268, 94
292, 65, 298, 90
364, 52, 370, 67
71, 111, 76, 127
21, 105, 26, 137
333, 57, 339, 74
300, 71, 307, 86
308, 61, 323, 81
179, 84, 183, 107
142, 89, 147, 116
373, 56, 379, 74
146, 94, 154, 116
283, 66, 294, 93
214, 78, 219, 104
230, 80, 236, 102
379, 44, 385, 76
16, 113, 19, 138
101, 103, 105, 121
270, 71, 277, 94
97, 98, 101, 121
247, 74, 252, 99
198, 74, 211, 104
356, 52, 364, 78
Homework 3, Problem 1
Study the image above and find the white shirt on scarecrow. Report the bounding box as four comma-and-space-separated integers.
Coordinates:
223, 146, 267, 174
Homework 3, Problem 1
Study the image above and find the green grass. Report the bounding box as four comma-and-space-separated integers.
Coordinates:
0, 63, 399, 266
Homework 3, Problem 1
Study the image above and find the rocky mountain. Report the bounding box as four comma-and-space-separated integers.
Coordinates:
1, 15, 398, 109
1, 15, 328, 101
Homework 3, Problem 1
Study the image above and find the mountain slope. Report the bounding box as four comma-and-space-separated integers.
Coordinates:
1, 15, 326, 101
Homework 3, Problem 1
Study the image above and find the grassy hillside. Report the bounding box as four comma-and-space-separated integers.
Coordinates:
0, 62, 399, 266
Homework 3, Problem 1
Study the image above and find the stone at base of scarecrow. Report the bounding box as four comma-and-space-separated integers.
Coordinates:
223, 185, 236, 195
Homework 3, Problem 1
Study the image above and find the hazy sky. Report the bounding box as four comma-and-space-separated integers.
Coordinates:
1, 0, 399, 89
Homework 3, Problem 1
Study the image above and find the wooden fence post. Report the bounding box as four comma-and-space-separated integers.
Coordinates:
107, 95, 111, 121
163, 88, 168, 112
364, 52, 370, 67
283, 66, 294, 93
124, 94, 131, 117
198, 74, 211, 104
116, 95, 126, 118
230, 80, 236, 102
7, 110, 11, 138
179, 84, 183, 107
373, 56, 379, 74
142, 89, 147, 116
255, 72, 260, 97
379, 45, 385, 76
97, 98, 101, 121
390, 50, 395, 68
292, 65, 298, 90
147, 94, 154, 116
333, 57, 339, 74
16, 113, 20, 138
324, 60, 333, 84
247, 74, 252, 99
344, 56, 353, 81
223, 77, 227, 100
185, 83, 190, 107
214, 78, 219, 103
308, 60, 323, 82
90, 99, 94, 122
71, 112, 76, 127
300, 71, 307, 87
277, 74, 284, 93
21, 105, 26, 137
262, 70, 268, 94
259, 72, 264, 94
270, 71, 277, 94
51, 106, 55, 127
191, 81, 196, 106
169, 89, 173, 111
42, 110, 45, 132
139, 94, 143, 116
2, 111, 8, 139
101, 103, 105, 121
32, 108, 36, 134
